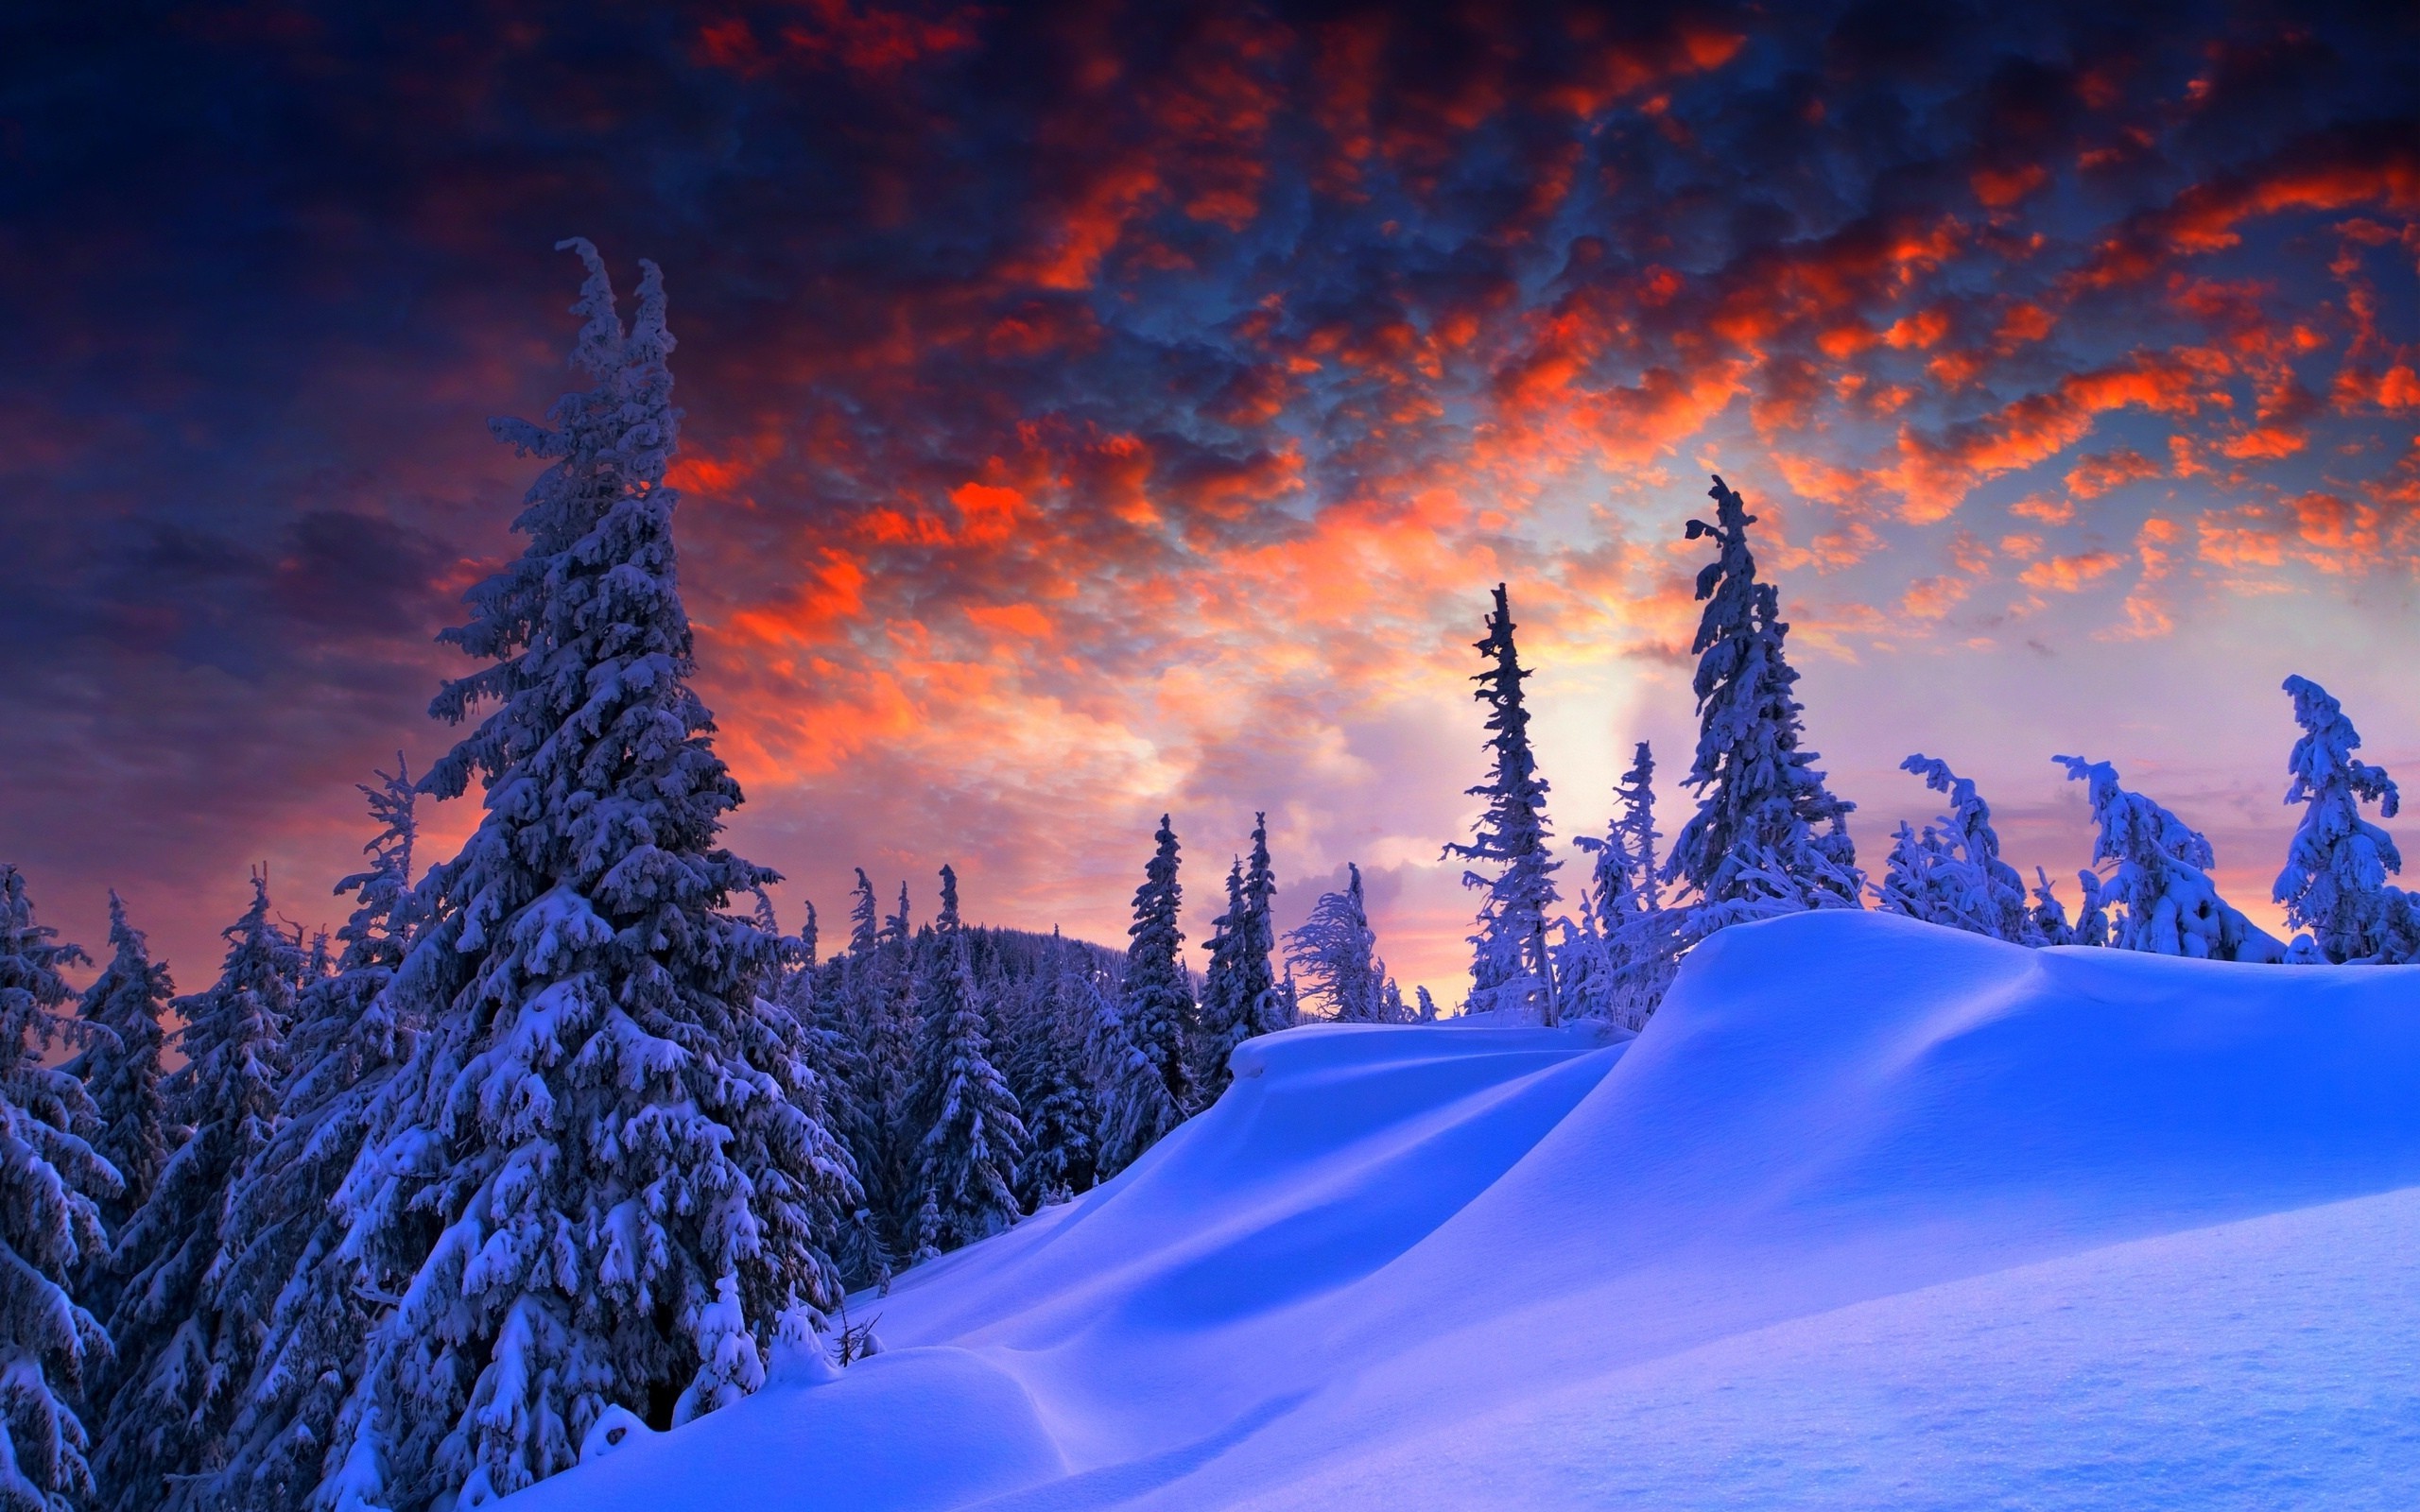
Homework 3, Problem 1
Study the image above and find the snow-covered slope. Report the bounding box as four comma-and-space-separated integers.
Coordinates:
510, 912, 2420, 1510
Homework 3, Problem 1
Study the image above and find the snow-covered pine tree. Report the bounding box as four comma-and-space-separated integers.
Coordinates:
1414, 985, 1438, 1021
320, 242, 857, 1509
1882, 755, 2035, 941
2071, 868, 2111, 948
1192, 817, 1285, 1099
1194, 857, 1249, 1093
2027, 867, 2075, 945
1236, 817, 1286, 1040
1198, 816, 1290, 1087
907, 869, 1024, 1258
1568, 742, 1682, 1026
1665, 476, 1861, 922
207, 762, 424, 1512
1284, 864, 1387, 1022
1013, 938, 1101, 1210
1124, 817, 1194, 1110
846, 869, 879, 957
933, 867, 960, 935
2054, 755, 2284, 962
2273, 676, 2418, 963
859, 908, 924, 1257
813, 868, 919, 1265
769, 911, 868, 1295
1549, 900, 1618, 1023
67, 892, 173, 1239
1875, 820, 1953, 919
0, 865, 114, 1512
95, 873, 297, 1512
1444, 586, 1562, 1022
1096, 817, 1192, 1177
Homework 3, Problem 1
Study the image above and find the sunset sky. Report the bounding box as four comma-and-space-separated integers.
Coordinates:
8, 0, 2418, 996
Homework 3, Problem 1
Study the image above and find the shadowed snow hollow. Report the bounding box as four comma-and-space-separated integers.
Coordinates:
507, 912, 2420, 1510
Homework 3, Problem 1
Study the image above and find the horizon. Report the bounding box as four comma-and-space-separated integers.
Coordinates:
9, 2, 2418, 1000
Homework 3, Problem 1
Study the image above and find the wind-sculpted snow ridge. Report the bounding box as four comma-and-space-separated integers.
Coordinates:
508, 912, 2420, 1510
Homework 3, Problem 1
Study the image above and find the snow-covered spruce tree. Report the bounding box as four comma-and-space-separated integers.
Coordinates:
1236, 818, 1286, 1038
1285, 864, 1388, 1022
1095, 817, 1192, 1177
1008, 938, 1099, 1210
322, 242, 857, 1509
1665, 476, 1861, 924
1192, 817, 1283, 1101
906, 871, 1024, 1259
1875, 821, 1955, 920
1881, 755, 2035, 941
1122, 817, 1194, 1113
2025, 868, 2074, 945
0, 865, 115, 1512
813, 867, 907, 1280
858, 901, 924, 1258
791, 950, 882, 1293
67, 892, 173, 1240
2054, 755, 2283, 962
95, 873, 297, 1512
1568, 742, 1682, 1026
205, 762, 424, 1512
2273, 676, 2418, 963
1444, 586, 1563, 1022
1194, 858, 1249, 1091
1550, 901, 1618, 1024
2070, 868, 2111, 948
846, 868, 879, 957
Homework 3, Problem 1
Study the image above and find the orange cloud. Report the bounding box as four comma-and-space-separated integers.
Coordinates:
2064, 446, 2164, 499
1890, 353, 2215, 521
2021, 550, 2126, 592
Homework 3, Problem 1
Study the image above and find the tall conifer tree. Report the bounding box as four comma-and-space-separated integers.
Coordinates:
210, 764, 425, 1512
1444, 586, 1562, 1022
846, 869, 880, 957
1097, 817, 1191, 1176
1665, 476, 1860, 919
2273, 676, 2416, 962
95, 874, 297, 1512
320, 242, 856, 1509
68, 892, 173, 1239
1194, 858, 1251, 1094
0, 865, 114, 1512
1014, 940, 1100, 1209
908, 868, 1024, 1259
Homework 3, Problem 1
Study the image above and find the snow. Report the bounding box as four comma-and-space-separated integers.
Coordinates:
503, 910, 2420, 1509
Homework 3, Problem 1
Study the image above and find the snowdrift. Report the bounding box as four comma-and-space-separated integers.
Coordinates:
510, 912, 2420, 1510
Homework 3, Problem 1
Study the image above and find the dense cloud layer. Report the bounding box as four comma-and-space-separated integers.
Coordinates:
7, 0, 2417, 988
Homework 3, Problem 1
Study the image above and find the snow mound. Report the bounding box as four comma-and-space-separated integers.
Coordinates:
507, 912, 2420, 1510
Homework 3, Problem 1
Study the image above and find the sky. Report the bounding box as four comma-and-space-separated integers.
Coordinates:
5, 0, 2418, 999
